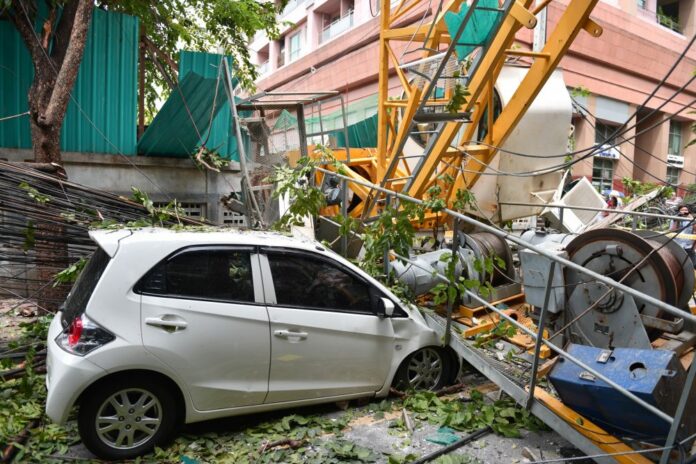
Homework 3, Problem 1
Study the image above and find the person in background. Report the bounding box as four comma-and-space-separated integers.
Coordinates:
601, 195, 621, 217
671, 205, 696, 268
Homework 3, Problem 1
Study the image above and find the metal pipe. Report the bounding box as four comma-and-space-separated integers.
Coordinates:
317, 100, 326, 146
499, 201, 685, 222
526, 445, 674, 463
315, 167, 696, 325
526, 260, 555, 410
223, 58, 264, 228
410, 427, 492, 464
339, 94, 352, 257
263, 91, 339, 96
398, 51, 447, 69
445, 223, 460, 346
383, 194, 392, 278
659, 359, 696, 463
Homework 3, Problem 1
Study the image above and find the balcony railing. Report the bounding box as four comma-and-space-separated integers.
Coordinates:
320, 10, 354, 43
257, 61, 269, 76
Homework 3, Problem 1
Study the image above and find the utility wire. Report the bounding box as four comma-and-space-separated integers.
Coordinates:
446, 30, 696, 176
0, 111, 29, 122
452, 95, 696, 178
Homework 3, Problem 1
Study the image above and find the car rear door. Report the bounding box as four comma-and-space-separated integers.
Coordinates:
139, 246, 270, 411
260, 248, 395, 404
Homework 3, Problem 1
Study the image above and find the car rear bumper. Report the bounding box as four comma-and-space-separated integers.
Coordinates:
45, 313, 107, 424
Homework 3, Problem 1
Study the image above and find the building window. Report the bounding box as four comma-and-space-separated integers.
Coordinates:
666, 166, 681, 185
637, 0, 646, 9
278, 40, 285, 68
657, 0, 680, 32
595, 121, 619, 146
668, 119, 682, 156
592, 157, 615, 192
288, 29, 304, 62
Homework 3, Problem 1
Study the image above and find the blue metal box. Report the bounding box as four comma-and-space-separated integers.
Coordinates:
548, 344, 695, 442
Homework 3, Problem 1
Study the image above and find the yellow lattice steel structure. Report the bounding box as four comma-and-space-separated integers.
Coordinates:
321, 0, 603, 221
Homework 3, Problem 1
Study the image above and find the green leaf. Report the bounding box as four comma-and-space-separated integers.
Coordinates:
23, 220, 35, 252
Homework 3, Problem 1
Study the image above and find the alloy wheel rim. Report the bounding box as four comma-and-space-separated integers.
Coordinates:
95, 388, 162, 450
406, 348, 443, 390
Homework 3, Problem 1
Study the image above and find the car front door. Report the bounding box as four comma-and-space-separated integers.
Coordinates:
261, 249, 395, 404
139, 246, 270, 411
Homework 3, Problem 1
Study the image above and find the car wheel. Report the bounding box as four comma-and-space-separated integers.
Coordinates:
78, 376, 179, 460
393, 346, 452, 391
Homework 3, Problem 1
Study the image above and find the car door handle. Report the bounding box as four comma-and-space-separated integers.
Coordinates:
145, 316, 188, 332
274, 329, 308, 340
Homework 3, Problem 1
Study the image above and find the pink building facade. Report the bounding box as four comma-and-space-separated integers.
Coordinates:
251, 0, 696, 196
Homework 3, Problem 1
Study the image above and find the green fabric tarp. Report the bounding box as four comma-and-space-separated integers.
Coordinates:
329, 113, 378, 148
444, 0, 503, 61
137, 51, 250, 160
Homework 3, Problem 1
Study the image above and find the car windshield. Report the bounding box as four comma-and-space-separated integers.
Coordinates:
62, 247, 110, 325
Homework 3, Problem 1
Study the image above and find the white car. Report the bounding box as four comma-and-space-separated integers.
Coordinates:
45, 228, 458, 460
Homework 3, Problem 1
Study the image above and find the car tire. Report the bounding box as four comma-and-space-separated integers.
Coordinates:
393, 346, 453, 391
78, 375, 179, 460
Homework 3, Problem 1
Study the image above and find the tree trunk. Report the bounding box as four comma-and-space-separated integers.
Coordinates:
28, 73, 62, 164
8, 0, 95, 310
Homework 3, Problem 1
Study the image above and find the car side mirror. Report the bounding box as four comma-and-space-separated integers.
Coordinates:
377, 297, 395, 318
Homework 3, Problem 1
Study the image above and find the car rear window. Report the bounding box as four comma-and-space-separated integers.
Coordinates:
62, 247, 111, 325
135, 248, 255, 303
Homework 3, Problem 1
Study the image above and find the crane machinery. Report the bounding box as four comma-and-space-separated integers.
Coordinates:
316, 0, 601, 223
233, 0, 696, 459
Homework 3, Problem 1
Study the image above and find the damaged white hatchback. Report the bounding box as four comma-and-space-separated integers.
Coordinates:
45, 228, 459, 460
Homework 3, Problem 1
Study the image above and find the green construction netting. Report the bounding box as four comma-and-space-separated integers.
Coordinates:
305, 94, 377, 148
444, 0, 503, 61
272, 110, 299, 132
271, 95, 379, 149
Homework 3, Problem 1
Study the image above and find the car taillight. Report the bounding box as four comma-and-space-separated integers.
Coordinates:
56, 314, 115, 356
67, 317, 83, 346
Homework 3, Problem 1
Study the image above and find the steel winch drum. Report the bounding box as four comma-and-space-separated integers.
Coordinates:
392, 231, 515, 295
457, 231, 515, 287
564, 228, 693, 320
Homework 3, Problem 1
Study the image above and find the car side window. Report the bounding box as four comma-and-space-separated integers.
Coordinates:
266, 252, 372, 313
137, 249, 254, 303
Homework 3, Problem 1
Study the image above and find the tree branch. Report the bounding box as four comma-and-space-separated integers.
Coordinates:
40, 6, 57, 50
39, 0, 94, 127
7, 2, 45, 67
142, 36, 179, 79
50, 0, 80, 67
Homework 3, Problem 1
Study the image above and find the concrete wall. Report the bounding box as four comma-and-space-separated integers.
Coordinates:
0, 148, 244, 224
